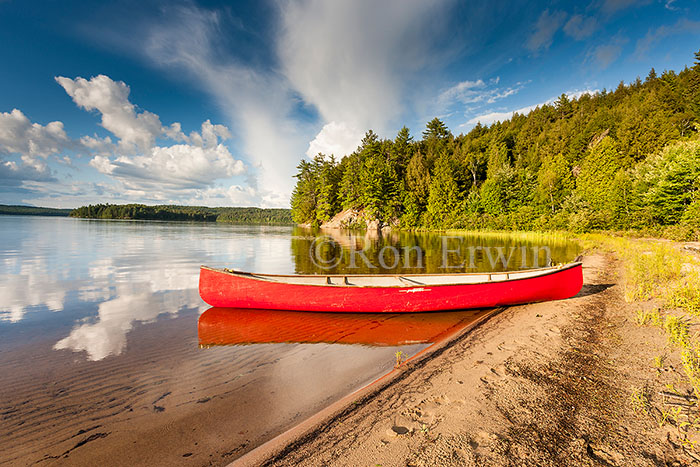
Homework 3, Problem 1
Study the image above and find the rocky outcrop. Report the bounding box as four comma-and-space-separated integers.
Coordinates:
319, 209, 398, 231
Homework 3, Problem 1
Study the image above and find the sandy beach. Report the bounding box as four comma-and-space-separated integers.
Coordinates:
238, 254, 695, 466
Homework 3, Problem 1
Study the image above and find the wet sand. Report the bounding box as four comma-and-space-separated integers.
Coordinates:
239, 254, 693, 466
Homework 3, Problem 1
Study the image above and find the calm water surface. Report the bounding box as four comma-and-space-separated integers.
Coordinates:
0, 216, 580, 465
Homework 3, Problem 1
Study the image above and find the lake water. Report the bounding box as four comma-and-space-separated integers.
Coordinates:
0, 216, 580, 465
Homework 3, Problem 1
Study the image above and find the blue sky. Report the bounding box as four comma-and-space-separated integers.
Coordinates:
1, 0, 699, 208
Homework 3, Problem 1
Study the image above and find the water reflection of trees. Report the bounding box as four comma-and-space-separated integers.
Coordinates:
290, 227, 581, 274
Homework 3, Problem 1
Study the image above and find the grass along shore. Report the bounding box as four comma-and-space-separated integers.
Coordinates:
581, 234, 700, 455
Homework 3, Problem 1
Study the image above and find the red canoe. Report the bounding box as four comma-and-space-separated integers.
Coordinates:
198, 262, 583, 313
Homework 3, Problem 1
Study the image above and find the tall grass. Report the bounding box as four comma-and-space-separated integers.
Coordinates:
668, 272, 700, 316
584, 234, 700, 401
581, 234, 683, 301
442, 229, 575, 244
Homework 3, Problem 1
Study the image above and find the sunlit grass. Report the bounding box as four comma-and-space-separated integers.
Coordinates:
581, 234, 682, 301
442, 229, 575, 244
664, 315, 690, 347
636, 308, 662, 326
668, 272, 700, 316
584, 233, 700, 412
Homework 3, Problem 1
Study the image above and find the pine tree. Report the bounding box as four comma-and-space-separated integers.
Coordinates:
422, 118, 450, 140
638, 139, 700, 224
575, 136, 630, 227
425, 153, 462, 228
405, 151, 431, 207
554, 93, 572, 119
646, 67, 658, 82
391, 126, 413, 177
315, 155, 341, 222
536, 153, 572, 213
422, 118, 452, 164
290, 159, 318, 225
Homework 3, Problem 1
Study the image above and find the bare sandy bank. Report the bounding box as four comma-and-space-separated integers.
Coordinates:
237, 254, 693, 466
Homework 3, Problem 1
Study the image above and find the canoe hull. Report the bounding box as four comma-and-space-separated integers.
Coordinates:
198, 264, 583, 313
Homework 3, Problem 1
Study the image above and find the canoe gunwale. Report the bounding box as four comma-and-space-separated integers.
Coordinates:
199, 262, 582, 289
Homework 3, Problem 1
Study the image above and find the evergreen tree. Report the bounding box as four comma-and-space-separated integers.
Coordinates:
315, 155, 341, 222
575, 136, 630, 227
405, 151, 431, 207
291, 160, 318, 224
423, 118, 451, 140
637, 139, 700, 224
425, 153, 462, 228
536, 153, 572, 213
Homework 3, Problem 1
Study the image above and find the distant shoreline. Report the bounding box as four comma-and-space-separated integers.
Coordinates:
0, 203, 294, 225
0, 205, 72, 217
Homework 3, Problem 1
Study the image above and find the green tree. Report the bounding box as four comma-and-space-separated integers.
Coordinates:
575, 136, 631, 227
405, 151, 431, 207
636, 139, 700, 224
536, 153, 572, 213
425, 153, 462, 228
315, 155, 341, 222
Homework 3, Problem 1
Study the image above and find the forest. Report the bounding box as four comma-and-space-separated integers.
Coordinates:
0, 205, 72, 216
70, 204, 293, 224
291, 50, 700, 240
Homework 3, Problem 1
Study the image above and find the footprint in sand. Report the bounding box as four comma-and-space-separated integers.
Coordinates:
490, 364, 506, 377
383, 414, 413, 440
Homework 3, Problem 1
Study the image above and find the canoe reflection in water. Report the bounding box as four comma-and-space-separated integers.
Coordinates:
198, 307, 491, 347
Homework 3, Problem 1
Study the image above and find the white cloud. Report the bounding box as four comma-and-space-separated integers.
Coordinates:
187, 120, 231, 148
438, 78, 524, 108
0, 109, 70, 181
57, 75, 164, 153
466, 89, 598, 126
142, 6, 305, 206
563, 15, 597, 40
306, 121, 364, 159
90, 143, 244, 190
55, 74, 247, 194
584, 35, 628, 70
438, 80, 486, 104
79, 134, 115, 155
635, 19, 700, 58
526, 9, 567, 52
1, 75, 247, 204
278, 0, 449, 133
0, 159, 54, 184
17, 176, 271, 209
191, 184, 261, 207
280, 0, 456, 184
467, 105, 540, 126
0, 109, 70, 158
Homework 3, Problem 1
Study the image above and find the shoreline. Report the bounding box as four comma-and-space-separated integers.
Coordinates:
236, 253, 695, 466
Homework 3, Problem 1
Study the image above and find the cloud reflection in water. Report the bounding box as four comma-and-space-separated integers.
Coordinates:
0, 217, 294, 361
